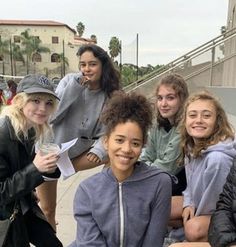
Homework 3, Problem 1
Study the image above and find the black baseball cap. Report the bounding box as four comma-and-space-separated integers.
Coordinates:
17, 74, 59, 100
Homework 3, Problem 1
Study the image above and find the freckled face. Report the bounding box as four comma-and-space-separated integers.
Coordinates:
104, 121, 143, 182
185, 99, 217, 143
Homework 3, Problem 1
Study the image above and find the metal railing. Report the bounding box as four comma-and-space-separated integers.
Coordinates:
124, 27, 236, 98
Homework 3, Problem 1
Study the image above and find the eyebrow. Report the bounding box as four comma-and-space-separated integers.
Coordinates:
79, 60, 98, 64
115, 134, 142, 142
188, 110, 213, 113
157, 93, 176, 96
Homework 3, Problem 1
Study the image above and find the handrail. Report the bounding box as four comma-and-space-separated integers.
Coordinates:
124, 27, 236, 92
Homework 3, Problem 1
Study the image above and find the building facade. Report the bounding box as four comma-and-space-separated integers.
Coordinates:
0, 20, 95, 80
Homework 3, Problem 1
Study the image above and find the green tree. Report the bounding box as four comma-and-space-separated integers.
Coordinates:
90, 34, 97, 44
57, 53, 69, 78
76, 22, 85, 37
109, 37, 121, 61
11, 43, 25, 76
20, 29, 50, 74
0, 39, 10, 75
121, 63, 137, 86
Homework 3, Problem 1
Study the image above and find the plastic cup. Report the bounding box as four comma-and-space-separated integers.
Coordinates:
38, 143, 60, 155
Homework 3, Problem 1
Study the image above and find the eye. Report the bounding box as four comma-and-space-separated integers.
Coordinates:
188, 113, 197, 118
132, 141, 141, 147
202, 113, 211, 119
166, 95, 176, 101
46, 101, 54, 106
115, 138, 124, 144
32, 99, 40, 104
156, 96, 163, 101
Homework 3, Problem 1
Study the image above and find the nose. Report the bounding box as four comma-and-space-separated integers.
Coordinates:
38, 102, 46, 111
122, 141, 132, 153
83, 64, 90, 72
160, 98, 168, 106
195, 114, 203, 123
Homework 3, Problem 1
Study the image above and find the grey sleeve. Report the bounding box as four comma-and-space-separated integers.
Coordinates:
72, 185, 107, 246
89, 137, 108, 162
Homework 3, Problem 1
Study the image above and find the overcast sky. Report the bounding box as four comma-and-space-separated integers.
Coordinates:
1, 0, 229, 66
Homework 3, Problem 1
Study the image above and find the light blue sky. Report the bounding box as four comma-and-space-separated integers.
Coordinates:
1, 0, 229, 66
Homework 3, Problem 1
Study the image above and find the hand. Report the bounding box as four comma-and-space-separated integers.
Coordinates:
33, 151, 59, 173
182, 206, 195, 225
79, 76, 91, 87
86, 152, 101, 164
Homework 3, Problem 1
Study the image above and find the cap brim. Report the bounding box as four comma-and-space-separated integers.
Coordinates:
24, 87, 60, 100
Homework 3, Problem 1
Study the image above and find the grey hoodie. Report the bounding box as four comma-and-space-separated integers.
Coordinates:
183, 138, 236, 215
69, 162, 172, 247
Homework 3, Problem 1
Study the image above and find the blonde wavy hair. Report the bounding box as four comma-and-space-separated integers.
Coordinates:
1, 92, 58, 143
179, 91, 234, 163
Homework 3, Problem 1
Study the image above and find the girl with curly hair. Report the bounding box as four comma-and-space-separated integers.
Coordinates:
69, 92, 173, 247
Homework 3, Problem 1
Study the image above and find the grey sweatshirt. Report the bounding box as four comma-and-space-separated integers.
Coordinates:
69, 162, 172, 247
51, 73, 107, 160
183, 138, 236, 215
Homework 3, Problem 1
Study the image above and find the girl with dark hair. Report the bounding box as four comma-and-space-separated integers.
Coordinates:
36, 44, 121, 231
69, 92, 172, 247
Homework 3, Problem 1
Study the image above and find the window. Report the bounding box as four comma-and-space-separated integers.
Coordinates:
33, 36, 40, 41
13, 36, 21, 43
52, 36, 59, 44
51, 53, 60, 62
32, 53, 42, 62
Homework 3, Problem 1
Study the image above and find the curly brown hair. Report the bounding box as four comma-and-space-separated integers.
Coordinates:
101, 92, 153, 144
156, 73, 189, 127
179, 91, 235, 162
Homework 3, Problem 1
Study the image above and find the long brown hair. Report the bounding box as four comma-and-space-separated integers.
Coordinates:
179, 91, 234, 162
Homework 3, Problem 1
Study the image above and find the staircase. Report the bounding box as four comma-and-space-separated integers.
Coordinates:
124, 27, 236, 101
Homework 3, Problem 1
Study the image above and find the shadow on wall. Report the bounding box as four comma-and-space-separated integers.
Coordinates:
205, 86, 236, 129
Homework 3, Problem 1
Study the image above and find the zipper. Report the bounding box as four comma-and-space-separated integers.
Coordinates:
119, 182, 124, 247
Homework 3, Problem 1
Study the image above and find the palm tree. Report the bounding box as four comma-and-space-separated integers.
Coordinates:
57, 53, 69, 78
11, 43, 25, 76
0, 39, 10, 75
20, 29, 50, 74
109, 37, 121, 61
90, 34, 97, 44
76, 22, 85, 37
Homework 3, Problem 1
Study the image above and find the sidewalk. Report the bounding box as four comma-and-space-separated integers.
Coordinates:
56, 166, 102, 246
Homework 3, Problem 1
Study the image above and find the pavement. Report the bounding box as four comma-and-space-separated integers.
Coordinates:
56, 166, 102, 246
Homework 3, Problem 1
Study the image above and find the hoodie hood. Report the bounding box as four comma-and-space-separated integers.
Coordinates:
201, 137, 236, 158
102, 161, 175, 183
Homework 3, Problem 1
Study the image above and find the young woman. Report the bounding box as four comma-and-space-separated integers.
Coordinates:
36, 44, 121, 230
170, 91, 236, 243
69, 92, 173, 247
0, 74, 62, 247
140, 73, 189, 196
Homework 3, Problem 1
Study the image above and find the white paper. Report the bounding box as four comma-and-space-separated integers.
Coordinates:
56, 138, 78, 180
